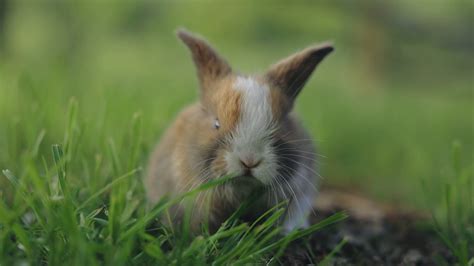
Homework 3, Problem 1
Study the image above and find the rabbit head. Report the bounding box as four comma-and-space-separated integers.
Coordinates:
177, 29, 333, 186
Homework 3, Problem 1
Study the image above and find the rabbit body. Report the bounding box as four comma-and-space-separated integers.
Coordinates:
145, 30, 333, 232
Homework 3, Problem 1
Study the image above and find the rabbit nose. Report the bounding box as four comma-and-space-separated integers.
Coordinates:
239, 157, 262, 169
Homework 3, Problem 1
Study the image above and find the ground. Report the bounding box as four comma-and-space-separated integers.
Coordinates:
282, 186, 454, 265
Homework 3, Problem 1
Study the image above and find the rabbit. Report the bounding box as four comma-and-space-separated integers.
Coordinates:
145, 29, 333, 233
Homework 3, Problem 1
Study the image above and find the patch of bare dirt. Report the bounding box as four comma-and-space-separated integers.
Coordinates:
282, 187, 454, 265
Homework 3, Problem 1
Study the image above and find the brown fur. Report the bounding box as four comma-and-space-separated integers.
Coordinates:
177, 30, 232, 100
265, 43, 333, 101
269, 87, 291, 120
207, 77, 241, 133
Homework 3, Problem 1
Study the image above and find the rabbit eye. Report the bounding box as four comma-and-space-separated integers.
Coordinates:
213, 119, 220, 130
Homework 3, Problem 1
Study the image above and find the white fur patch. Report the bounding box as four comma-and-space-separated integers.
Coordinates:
225, 76, 278, 184
282, 164, 316, 232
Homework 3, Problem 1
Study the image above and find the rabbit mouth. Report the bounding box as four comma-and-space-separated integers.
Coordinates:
233, 173, 261, 184
234, 171, 255, 180
236, 168, 260, 179
242, 168, 254, 177
235, 174, 257, 180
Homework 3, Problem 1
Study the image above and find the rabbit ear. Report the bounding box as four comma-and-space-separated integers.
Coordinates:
177, 29, 232, 93
265, 43, 333, 100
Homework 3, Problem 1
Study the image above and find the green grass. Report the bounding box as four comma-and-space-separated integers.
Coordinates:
1, 1, 472, 205
422, 142, 474, 265
0, 90, 471, 266
0, 1, 472, 264
0, 100, 348, 265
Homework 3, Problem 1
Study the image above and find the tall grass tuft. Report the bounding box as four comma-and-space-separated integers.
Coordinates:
422, 141, 474, 265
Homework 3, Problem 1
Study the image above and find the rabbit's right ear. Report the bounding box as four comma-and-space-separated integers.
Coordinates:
177, 29, 232, 95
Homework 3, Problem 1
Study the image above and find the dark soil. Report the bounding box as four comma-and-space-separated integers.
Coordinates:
282, 187, 454, 265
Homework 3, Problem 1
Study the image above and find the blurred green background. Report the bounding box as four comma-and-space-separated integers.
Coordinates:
0, 0, 472, 206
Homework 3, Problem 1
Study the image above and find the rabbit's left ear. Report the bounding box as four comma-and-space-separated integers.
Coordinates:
265, 43, 333, 100
177, 29, 232, 95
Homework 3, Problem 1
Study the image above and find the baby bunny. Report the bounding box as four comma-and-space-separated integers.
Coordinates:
145, 29, 333, 233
